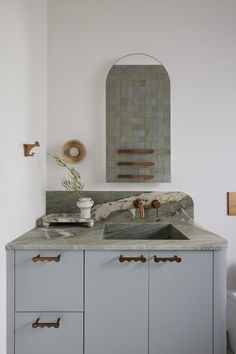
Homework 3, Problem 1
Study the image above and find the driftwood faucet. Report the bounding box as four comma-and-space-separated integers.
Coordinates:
133, 198, 161, 219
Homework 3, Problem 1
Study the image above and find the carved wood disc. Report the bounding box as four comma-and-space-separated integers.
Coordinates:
61, 140, 86, 164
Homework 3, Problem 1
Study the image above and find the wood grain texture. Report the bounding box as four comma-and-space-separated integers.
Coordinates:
227, 192, 236, 215
118, 161, 154, 166
118, 174, 154, 180
61, 139, 86, 164
118, 149, 154, 154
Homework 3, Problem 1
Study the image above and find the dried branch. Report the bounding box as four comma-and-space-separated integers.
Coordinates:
49, 154, 84, 198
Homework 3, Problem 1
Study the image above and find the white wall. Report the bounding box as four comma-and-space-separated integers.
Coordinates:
0, 0, 47, 352
0, 1, 235, 350
47, 0, 236, 287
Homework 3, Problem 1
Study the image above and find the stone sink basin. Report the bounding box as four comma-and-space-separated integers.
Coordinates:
103, 223, 189, 240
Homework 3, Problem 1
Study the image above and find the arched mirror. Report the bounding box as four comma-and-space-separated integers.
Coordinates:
106, 53, 170, 183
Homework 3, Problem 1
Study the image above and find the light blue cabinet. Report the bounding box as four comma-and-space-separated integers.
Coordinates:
85, 250, 225, 354
7, 248, 226, 354
7, 250, 84, 354
85, 251, 149, 354
15, 251, 83, 311
149, 251, 213, 354
15, 313, 83, 354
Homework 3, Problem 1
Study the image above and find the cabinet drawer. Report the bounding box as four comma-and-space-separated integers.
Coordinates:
15, 312, 83, 354
15, 251, 83, 311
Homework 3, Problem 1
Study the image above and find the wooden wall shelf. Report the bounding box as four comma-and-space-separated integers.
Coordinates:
118, 149, 154, 154
118, 162, 154, 166
118, 174, 154, 180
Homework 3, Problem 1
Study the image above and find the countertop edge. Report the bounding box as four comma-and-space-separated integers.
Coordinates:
5, 221, 228, 252
6, 242, 228, 251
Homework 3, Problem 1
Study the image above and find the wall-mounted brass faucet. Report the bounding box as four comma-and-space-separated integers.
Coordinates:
133, 199, 145, 219
23, 141, 40, 157
133, 198, 161, 219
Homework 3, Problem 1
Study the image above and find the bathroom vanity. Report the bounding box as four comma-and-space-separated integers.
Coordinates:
6, 222, 227, 354
6, 191, 227, 354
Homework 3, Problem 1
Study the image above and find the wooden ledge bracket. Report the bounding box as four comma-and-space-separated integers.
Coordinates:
23, 141, 40, 157
118, 174, 154, 180
118, 162, 154, 166
118, 149, 154, 154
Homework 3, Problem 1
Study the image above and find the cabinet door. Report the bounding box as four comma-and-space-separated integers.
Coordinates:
85, 251, 148, 354
15, 313, 83, 354
149, 251, 213, 354
15, 250, 83, 311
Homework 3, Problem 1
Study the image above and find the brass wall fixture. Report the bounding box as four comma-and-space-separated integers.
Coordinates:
23, 141, 40, 157
119, 255, 146, 263
133, 198, 145, 219
154, 255, 181, 263
32, 255, 61, 263
133, 198, 161, 219
32, 318, 60, 329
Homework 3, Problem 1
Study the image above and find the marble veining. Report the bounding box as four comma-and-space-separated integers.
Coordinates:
46, 191, 194, 223
93, 191, 192, 221
6, 221, 227, 251
42, 213, 94, 228
6, 191, 227, 251
103, 223, 189, 240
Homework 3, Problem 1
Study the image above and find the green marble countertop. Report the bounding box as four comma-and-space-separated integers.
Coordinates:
6, 221, 227, 251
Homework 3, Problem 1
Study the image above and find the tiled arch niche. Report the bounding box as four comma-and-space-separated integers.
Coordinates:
106, 54, 170, 183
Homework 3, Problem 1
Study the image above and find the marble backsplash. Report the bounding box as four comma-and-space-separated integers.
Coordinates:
46, 191, 194, 224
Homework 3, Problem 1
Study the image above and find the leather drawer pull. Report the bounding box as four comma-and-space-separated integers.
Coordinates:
119, 255, 146, 263
32, 255, 61, 263
32, 318, 60, 329
154, 255, 181, 263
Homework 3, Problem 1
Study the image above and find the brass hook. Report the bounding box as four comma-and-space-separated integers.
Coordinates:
23, 141, 40, 157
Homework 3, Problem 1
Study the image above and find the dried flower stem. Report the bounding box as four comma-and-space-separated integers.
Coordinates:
49, 154, 84, 198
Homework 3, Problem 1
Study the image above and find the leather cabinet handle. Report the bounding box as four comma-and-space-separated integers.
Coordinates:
119, 255, 146, 263
32, 255, 61, 263
32, 318, 60, 329
154, 255, 181, 263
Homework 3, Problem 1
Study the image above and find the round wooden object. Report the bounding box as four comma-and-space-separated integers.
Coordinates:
61, 140, 86, 164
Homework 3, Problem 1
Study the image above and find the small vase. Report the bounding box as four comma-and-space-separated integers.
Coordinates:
77, 198, 94, 219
